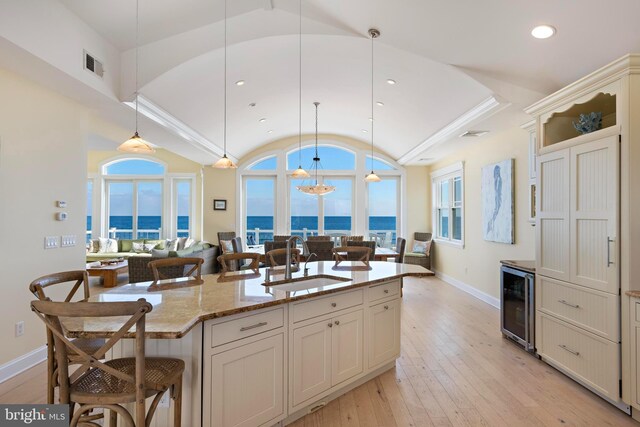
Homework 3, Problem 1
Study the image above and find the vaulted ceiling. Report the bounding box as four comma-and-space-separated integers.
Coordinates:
4, 0, 640, 165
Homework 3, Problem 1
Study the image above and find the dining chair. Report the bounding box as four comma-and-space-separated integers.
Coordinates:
31, 299, 185, 427
307, 236, 331, 241
306, 240, 335, 261
346, 240, 376, 260
266, 248, 300, 268
148, 257, 203, 283
273, 235, 292, 242
340, 235, 364, 247
29, 271, 105, 405
394, 237, 407, 263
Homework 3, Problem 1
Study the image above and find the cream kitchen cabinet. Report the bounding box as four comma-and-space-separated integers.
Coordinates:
368, 299, 401, 370
291, 309, 364, 407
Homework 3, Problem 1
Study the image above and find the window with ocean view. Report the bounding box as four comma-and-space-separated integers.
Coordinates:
368, 177, 398, 248
245, 178, 275, 244
239, 141, 405, 243
97, 158, 194, 240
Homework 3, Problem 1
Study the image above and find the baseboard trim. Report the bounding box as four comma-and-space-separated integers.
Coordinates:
433, 270, 500, 309
0, 345, 47, 384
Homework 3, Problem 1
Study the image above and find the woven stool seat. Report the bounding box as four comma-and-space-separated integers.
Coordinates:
72, 357, 185, 404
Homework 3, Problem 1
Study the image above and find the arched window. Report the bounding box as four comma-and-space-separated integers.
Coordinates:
240, 141, 405, 248
92, 157, 194, 240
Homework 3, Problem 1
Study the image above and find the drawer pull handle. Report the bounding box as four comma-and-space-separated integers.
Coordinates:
384, 289, 389, 294
558, 300, 580, 309
384, 305, 389, 310
607, 237, 614, 267
309, 402, 326, 413
240, 321, 268, 332
328, 323, 333, 328
331, 302, 337, 308
559, 344, 580, 356
334, 320, 340, 325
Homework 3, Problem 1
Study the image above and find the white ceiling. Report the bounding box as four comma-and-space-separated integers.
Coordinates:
43, 1, 640, 164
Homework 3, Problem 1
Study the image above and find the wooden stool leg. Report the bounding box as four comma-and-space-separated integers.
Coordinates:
109, 409, 117, 427
172, 377, 183, 427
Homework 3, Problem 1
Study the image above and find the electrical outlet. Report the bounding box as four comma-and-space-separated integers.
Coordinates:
15, 321, 24, 337
44, 236, 59, 249
158, 391, 170, 408
61, 235, 76, 247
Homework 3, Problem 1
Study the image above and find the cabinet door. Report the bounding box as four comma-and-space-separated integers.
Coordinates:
536, 149, 571, 281
331, 310, 364, 386
209, 334, 284, 427
368, 300, 401, 369
569, 135, 619, 293
292, 320, 332, 406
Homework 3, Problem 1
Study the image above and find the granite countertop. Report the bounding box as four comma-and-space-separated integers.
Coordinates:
500, 260, 536, 273
64, 261, 433, 339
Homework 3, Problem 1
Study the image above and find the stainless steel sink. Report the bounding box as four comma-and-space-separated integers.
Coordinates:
263, 275, 350, 292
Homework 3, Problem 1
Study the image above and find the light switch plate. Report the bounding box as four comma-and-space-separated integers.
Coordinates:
61, 235, 76, 247
45, 236, 59, 249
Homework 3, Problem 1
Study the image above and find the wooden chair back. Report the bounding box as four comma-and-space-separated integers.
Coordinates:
307, 236, 331, 241
266, 248, 300, 267
333, 246, 371, 267
148, 257, 203, 282
217, 252, 260, 276
29, 270, 90, 302
340, 235, 364, 247
395, 237, 407, 263
306, 240, 335, 261
273, 235, 292, 242
346, 240, 376, 258
30, 299, 152, 425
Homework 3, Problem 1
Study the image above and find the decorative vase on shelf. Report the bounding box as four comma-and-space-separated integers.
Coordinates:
573, 111, 602, 134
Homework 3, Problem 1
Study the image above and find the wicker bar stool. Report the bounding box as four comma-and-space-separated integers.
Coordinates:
29, 271, 106, 405
31, 299, 185, 427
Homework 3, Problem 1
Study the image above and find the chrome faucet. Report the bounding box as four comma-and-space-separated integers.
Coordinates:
304, 253, 318, 276
285, 236, 309, 280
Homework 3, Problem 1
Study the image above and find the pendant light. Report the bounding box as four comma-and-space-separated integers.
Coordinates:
213, 0, 238, 169
364, 28, 381, 183
291, 0, 310, 179
296, 102, 335, 195
118, 0, 155, 153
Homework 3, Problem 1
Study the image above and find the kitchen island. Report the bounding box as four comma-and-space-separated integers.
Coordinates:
65, 261, 432, 426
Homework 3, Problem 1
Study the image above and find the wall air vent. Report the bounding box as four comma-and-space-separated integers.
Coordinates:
459, 130, 489, 138
83, 50, 104, 78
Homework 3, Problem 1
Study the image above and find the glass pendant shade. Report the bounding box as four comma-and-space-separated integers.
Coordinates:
292, 166, 310, 178
213, 154, 237, 169
364, 171, 381, 182
296, 184, 335, 195
118, 132, 155, 153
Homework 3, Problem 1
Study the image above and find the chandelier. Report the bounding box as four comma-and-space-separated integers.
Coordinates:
296, 102, 335, 196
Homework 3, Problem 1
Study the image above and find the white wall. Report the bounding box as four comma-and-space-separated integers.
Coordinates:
0, 68, 88, 366
429, 126, 535, 300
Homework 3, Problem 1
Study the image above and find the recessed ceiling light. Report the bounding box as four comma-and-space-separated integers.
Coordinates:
376, 101, 384, 106
248, 102, 256, 107
531, 25, 556, 39
267, 130, 273, 134
386, 79, 396, 85
235, 80, 245, 86
361, 129, 368, 133
259, 118, 267, 123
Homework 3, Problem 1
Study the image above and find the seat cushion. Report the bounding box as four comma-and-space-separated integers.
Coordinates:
405, 252, 426, 258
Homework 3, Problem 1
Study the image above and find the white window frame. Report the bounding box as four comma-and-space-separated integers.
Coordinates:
236, 140, 406, 242
431, 161, 464, 248
95, 156, 196, 239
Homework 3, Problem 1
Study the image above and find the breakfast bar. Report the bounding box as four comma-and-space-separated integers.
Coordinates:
64, 261, 432, 426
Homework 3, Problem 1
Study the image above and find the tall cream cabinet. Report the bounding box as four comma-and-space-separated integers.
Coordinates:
526, 54, 640, 415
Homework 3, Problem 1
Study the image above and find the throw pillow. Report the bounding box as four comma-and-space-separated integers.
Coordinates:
165, 238, 179, 251
133, 242, 159, 253
220, 239, 234, 253
88, 239, 100, 253
98, 237, 118, 254
412, 240, 429, 254
151, 249, 170, 258
144, 243, 157, 252
176, 237, 188, 250
144, 240, 165, 250
184, 237, 196, 249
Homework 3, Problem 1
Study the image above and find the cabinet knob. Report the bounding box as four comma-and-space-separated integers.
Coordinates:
331, 302, 337, 308
384, 305, 389, 310
328, 323, 333, 328
334, 320, 340, 325
384, 289, 389, 294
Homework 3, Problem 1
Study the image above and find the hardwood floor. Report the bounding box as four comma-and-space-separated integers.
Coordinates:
4, 277, 637, 426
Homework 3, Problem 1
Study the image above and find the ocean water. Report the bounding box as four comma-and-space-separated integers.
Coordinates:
87, 216, 190, 239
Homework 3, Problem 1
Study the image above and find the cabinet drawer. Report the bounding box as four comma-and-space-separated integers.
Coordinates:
211, 307, 284, 348
368, 281, 400, 303
537, 276, 619, 341
292, 289, 363, 323
537, 312, 619, 401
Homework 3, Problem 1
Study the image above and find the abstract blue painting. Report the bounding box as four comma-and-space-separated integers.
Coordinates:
482, 159, 514, 244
